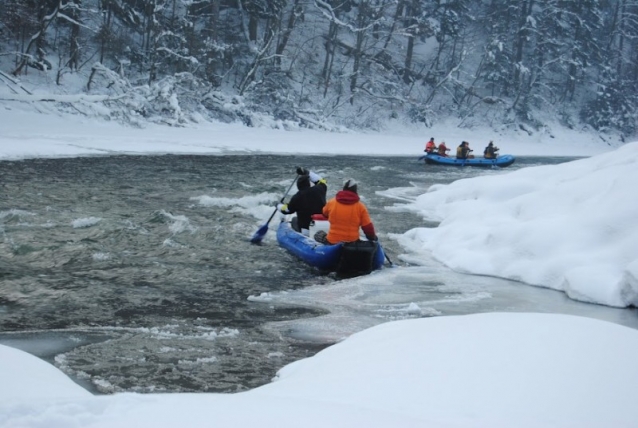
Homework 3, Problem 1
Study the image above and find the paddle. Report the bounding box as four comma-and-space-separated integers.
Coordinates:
383, 251, 394, 267
377, 238, 395, 267
250, 175, 298, 244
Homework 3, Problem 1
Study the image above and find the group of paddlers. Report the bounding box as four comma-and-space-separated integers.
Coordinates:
424, 138, 500, 160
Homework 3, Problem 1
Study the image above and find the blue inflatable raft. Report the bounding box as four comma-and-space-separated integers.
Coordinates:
419, 153, 516, 167
276, 220, 386, 274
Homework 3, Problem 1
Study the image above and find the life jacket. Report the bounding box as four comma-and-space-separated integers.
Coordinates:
425, 141, 436, 153
322, 190, 374, 244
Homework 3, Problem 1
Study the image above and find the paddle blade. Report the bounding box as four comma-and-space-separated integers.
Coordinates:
250, 224, 269, 244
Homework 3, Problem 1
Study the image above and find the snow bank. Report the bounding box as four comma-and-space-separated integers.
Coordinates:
395, 142, 638, 307
1, 313, 637, 427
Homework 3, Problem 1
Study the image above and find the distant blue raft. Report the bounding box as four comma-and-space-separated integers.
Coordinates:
276, 221, 386, 274
419, 153, 516, 167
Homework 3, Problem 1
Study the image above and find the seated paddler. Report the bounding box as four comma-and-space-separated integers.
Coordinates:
277, 167, 327, 236
315, 178, 377, 245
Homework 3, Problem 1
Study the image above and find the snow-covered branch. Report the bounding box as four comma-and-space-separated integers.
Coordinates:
56, 12, 95, 31
156, 47, 199, 64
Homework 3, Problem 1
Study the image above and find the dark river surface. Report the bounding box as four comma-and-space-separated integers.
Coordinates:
1, 154, 636, 394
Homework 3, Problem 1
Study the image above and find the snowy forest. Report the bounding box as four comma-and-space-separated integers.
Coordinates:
0, 0, 637, 137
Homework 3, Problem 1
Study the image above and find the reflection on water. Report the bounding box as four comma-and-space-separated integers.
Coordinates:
0, 154, 635, 393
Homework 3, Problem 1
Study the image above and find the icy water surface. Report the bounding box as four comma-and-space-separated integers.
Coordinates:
1, 154, 636, 394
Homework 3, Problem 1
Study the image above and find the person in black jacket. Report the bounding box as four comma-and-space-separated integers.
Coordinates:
278, 167, 327, 236
483, 141, 499, 159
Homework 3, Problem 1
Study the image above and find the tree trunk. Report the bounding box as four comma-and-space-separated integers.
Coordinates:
403, 0, 417, 84
617, 0, 626, 76
99, 0, 113, 64
275, 0, 302, 66
35, 1, 48, 61
382, 0, 404, 51
210, 0, 220, 42
512, 0, 528, 88
249, 15, 258, 41
12, 0, 62, 75
321, 20, 338, 97
69, 0, 81, 71
350, 3, 368, 104
511, 0, 533, 110
145, 0, 157, 83
239, 21, 277, 95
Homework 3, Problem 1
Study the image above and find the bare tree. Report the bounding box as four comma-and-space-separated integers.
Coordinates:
11, 0, 65, 75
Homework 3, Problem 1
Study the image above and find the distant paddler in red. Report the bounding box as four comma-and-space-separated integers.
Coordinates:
424, 137, 436, 154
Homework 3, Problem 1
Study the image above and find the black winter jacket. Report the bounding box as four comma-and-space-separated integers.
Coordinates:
285, 182, 327, 230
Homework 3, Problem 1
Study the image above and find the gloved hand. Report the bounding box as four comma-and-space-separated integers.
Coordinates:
296, 167, 309, 176
366, 235, 378, 242
308, 170, 322, 183
277, 203, 288, 212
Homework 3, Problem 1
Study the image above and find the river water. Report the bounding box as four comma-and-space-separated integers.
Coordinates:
1, 154, 636, 394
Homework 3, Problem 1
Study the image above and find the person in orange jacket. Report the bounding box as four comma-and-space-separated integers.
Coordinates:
424, 137, 436, 154
317, 178, 377, 245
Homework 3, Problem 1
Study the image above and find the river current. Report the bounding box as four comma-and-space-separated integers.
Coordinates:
1, 154, 636, 394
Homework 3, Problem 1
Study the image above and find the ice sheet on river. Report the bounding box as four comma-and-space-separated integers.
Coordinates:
249, 259, 638, 343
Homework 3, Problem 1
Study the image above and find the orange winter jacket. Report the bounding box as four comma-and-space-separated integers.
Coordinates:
322, 190, 376, 244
